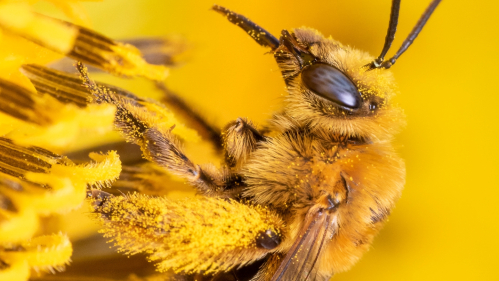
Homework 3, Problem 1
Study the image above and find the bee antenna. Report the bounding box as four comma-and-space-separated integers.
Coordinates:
212, 5, 279, 50
367, 0, 442, 70
368, 0, 402, 70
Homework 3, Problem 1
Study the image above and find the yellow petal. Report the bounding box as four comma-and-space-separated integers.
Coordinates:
0, 79, 116, 150
50, 150, 122, 188
0, 33, 62, 89
0, 233, 72, 273
8, 176, 86, 215
0, 260, 29, 281
0, 209, 38, 244
0, 2, 77, 54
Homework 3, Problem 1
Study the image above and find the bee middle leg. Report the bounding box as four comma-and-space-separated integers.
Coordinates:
144, 117, 268, 198
223, 118, 266, 170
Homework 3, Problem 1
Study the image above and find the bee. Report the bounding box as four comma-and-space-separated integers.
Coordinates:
83, 1, 442, 280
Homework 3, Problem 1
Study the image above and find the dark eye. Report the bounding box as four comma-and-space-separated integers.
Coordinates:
301, 64, 361, 109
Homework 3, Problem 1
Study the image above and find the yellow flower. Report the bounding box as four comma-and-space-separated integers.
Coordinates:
0, 1, 199, 280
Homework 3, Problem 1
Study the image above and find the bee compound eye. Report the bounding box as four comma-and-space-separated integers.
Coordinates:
301, 64, 362, 109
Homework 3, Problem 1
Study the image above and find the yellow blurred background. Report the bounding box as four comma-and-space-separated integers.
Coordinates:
30, 0, 499, 280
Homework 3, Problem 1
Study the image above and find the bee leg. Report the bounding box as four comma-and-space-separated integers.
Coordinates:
144, 127, 243, 198
156, 82, 223, 150
90, 191, 284, 278
223, 118, 265, 170
142, 116, 267, 198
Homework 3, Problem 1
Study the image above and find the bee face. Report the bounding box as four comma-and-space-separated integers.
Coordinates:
272, 27, 404, 141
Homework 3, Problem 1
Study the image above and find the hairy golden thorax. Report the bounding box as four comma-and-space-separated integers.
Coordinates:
239, 31, 406, 279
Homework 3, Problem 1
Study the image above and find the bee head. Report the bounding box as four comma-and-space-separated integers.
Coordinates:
273, 28, 402, 141
213, 2, 440, 141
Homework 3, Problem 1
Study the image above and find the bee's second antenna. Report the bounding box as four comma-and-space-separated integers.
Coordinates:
368, 0, 442, 70
367, 0, 402, 70
381, 0, 442, 69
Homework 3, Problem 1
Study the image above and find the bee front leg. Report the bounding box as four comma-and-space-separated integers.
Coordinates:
89, 190, 285, 276
223, 118, 266, 170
